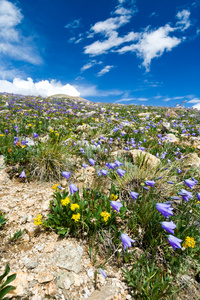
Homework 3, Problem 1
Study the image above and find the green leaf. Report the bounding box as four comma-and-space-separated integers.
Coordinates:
0, 274, 16, 289
0, 265, 10, 283
0, 285, 16, 299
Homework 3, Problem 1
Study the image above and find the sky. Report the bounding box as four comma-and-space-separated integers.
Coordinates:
0, 0, 200, 108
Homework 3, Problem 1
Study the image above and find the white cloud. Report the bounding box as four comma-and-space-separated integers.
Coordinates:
85, 31, 138, 55
188, 98, 200, 103
81, 60, 102, 72
118, 24, 181, 71
0, 77, 80, 97
176, 9, 191, 31
97, 65, 114, 77
0, 0, 42, 65
74, 83, 123, 97
65, 19, 81, 29
193, 103, 200, 110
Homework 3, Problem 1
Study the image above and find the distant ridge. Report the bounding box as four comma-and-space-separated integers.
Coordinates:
48, 94, 90, 102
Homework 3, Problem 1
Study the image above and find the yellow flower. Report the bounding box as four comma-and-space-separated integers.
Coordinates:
71, 203, 80, 211
182, 236, 195, 248
71, 213, 80, 222
61, 197, 70, 206
100, 211, 111, 223
110, 194, 118, 201
49, 129, 54, 132
34, 214, 43, 226
28, 124, 32, 127
51, 183, 60, 191
0, 134, 5, 137
39, 121, 42, 124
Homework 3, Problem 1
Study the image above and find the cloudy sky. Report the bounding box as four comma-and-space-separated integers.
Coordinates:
0, 0, 200, 107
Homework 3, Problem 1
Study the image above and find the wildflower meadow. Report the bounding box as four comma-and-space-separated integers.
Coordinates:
0, 92, 200, 299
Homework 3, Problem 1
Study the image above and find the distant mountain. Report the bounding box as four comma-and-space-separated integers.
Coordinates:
48, 94, 90, 102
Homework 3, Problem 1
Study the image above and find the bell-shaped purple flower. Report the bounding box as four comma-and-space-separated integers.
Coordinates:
62, 171, 71, 180
179, 189, 193, 202
88, 158, 96, 166
167, 235, 182, 250
69, 183, 79, 195
156, 202, 174, 218
121, 233, 135, 250
19, 171, 26, 178
101, 169, 108, 176
116, 169, 126, 178
82, 163, 88, 169
99, 268, 107, 279
110, 201, 123, 212
161, 221, 176, 234
115, 160, 123, 167
197, 192, 200, 201
184, 179, 197, 189
33, 133, 39, 138
130, 191, 139, 201
145, 180, 155, 187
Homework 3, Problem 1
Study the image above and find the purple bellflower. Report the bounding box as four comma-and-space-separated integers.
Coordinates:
115, 160, 123, 167
88, 158, 96, 166
62, 171, 71, 180
116, 169, 126, 178
99, 268, 107, 279
110, 201, 123, 212
69, 183, 79, 195
145, 180, 155, 187
161, 221, 177, 234
101, 169, 108, 176
130, 191, 139, 201
156, 202, 174, 218
82, 163, 88, 169
167, 235, 182, 250
121, 233, 135, 250
19, 171, 26, 178
179, 189, 193, 202
184, 179, 197, 189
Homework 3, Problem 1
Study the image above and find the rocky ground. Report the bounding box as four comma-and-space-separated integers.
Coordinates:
0, 162, 132, 300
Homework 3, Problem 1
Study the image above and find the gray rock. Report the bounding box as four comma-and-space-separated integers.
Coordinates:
162, 122, 171, 133
53, 245, 83, 273
24, 257, 39, 270
56, 270, 74, 290
87, 283, 119, 300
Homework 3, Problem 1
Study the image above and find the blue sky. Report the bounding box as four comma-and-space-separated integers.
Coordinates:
0, 0, 200, 108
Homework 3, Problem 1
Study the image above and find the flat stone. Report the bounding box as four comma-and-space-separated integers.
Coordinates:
56, 270, 74, 290
87, 283, 118, 300
53, 244, 83, 273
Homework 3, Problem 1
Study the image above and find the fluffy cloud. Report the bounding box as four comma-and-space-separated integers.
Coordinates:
65, 19, 81, 29
97, 65, 114, 77
85, 31, 138, 55
0, 0, 42, 65
83, 2, 192, 71
0, 78, 80, 97
117, 24, 181, 71
176, 9, 191, 31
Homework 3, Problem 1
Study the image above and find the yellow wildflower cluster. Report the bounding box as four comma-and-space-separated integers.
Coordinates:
182, 236, 195, 248
110, 194, 118, 201
0, 134, 5, 137
61, 197, 70, 206
71, 213, 80, 222
51, 183, 60, 191
100, 211, 111, 223
34, 214, 43, 226
71, 203, 80, 211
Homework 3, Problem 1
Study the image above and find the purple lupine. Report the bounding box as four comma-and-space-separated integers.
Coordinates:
69, 183, 79, 195
121, 233, 135, 250
167, 235, 182, 250
156, 202, 174, 218
62, 171, 71, 180
161, 221, 176, 234
110, 201, 123, 212
179, 189, 193, 202
116, 169, 126, 178
130, 191, 139, 201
